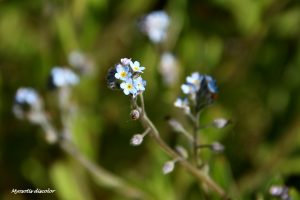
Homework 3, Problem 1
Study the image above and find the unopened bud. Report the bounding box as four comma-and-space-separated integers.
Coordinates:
130, 134, 144, 146
162, 161, 175, 174
168, 119, 185, 133
212, 118, 230, 128
175, 146, 188, 159
130, 109, 140, 120
211, 142, 225, 153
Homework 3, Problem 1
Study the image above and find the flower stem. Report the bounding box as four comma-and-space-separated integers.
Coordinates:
138, 94, 229, 199
193, 112, 201, 168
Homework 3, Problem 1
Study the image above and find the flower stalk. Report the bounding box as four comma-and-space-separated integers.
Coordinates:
138, 94, 229, 199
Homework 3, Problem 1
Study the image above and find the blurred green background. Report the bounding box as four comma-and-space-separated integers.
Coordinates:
1, 0, 300, 199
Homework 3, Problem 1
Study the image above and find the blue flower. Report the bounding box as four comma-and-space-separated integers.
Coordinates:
133, 77, 146, 92
115, 64, 131, 81
181, 83, 196, 95
15, 88, 39, 106
120, 79, 137, 96
204, 75, 218, 93
51, 67, 79, 87
174, 97, 190, 113
186, 72, 203, 90
130, 61, 145, 73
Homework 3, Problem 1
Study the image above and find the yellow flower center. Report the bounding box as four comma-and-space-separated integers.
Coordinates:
121, 71, 127, 77
127, 84, 133, 89
133, 66, 139, 71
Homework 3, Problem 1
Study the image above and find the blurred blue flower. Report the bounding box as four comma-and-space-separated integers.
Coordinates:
115, 64, 131, 81
204, 75, 218, 93
15, 88, 39, 106
186, 72, 203, 90
140, 11, 170, 44
50, 67, 79, 87
181, 83, 196, 95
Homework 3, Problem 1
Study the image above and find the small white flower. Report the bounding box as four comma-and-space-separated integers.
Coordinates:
130, 61, 145, 73
162, 161, 175, 174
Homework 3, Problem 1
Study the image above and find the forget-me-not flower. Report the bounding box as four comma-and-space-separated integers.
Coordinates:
115, 64, 131, 81
120, 79, 137, 96
108, 58, 147, 97
133, 77, 146, 92
130, 61, 145, 73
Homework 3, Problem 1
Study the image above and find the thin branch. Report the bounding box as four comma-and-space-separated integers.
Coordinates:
38, 114, 150, 200
192, 112, 201, 168
138, 94, 229, 199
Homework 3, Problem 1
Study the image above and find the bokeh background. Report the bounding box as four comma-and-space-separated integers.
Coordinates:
1, 0, 300, 199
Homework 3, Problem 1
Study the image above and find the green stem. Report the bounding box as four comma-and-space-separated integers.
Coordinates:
138, 94, 228, 199
193, 112, 201, 168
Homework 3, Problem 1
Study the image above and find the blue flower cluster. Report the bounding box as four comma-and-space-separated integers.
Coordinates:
107, 58, 146, 97
175, 72, 218, 113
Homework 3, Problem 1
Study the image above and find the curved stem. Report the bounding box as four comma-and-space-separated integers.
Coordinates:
140, 114, 228, 199
138, 94, 229, 199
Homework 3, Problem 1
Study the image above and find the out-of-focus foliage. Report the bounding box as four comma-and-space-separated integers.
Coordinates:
1, 0, 300, 199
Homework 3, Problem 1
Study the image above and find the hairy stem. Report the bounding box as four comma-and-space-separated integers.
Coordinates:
138, 94, 228, 199
193, 112, 201, 168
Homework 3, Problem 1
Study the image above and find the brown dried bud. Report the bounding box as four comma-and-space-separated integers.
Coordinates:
130, 109, 140, 120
